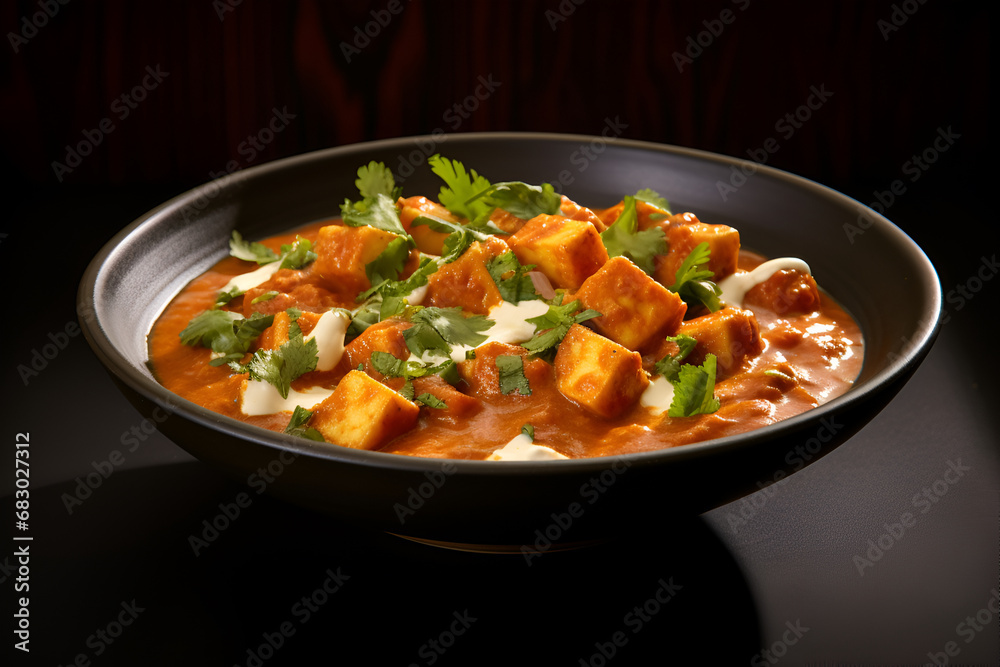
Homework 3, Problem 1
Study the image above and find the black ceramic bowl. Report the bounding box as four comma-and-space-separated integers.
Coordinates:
78, 133, 940, 550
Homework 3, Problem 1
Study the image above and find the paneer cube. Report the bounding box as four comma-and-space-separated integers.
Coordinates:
312, 224, 404, 300
554, 324, 649, 418
411, 375, 482, 418
342, 319, 411, 380
425, 236, 510, 315
593, 199, 670, 231
676, 307, 763, 378
256, 310, 322, 351
487, 207, 529, 235
744, 269, 821, 315
398, 196, 457, 255
559, 195, 607, 232
507, 214, 609, 290
655, 221, 741, 286
575, 256, 687, 353
311, 370, 419, 450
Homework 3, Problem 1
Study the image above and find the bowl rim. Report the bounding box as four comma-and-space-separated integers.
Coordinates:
77, 131, 943, 476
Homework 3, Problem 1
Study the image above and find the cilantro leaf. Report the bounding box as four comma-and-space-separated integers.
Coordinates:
470, 181, 561, 219
229, 230, 279, 265
242, 334, 318, 399
341, 192, 408, 237
251, 291, 279, 304
415, 393, 447, 409
496, 355, 532, 396
653, 334, 699, 381
634, 188, 672, 213
668, 354, 721, 417
521, 423, 535, 440
485, 251, 540, 303
411, 213, 506, 264
403, 307, 492, 358
180, 310, 274, 365
370, 350, 430, 380
428, 155, 494, 221
284, 406, 325, 442
599, 196, 667, 275
669, 242, 723, 312
522, 297, 601, 359
278, 237, 318, 270
355, 161, 402, 200
215, 285, 243, 307
365, 236, 414, 286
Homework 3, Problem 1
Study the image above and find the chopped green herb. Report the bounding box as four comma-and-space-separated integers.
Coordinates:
485, 251, 540, 303
251, 291, 279, 304
669, 242, 722, 312
370, 350, 430, 380
229, 230, 279, 265
278, 237, 318, 270
633, 188, 672, 214
411, 213, 506, 264
599, 195, 667, 275
520, 423, 535, 440
236, 333, 318, 400
355, 160, 402, 200
428, 154, 494, 221
365, 236, 414, 286
668, 354, 721, 418
469, 181, 561, 220
179, 310, 274, 365
284, 406, 325, 442
403, 307, 492, 358
215, 285, 244, 307
341, 192, 409, 237
415, 393, 447, 409
653, 334, 699, 381
522, 297, 601, 360
496, 355, 531, 396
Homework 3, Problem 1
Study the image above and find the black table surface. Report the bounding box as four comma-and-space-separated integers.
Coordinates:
2, 182, 997, 666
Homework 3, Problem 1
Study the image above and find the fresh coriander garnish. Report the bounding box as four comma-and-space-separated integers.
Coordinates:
179, 310, 274, 365
520, 423, 535, 440
669, 242, 722, 312
428, 154, 494, 221
403, 307, 492, 359
214, 285, 244, 307
468, 181, 561, 220
231, 328, 318, 399
355, 160, 402, 200
411, 213, 507, 264
229, 230, 279, 265
633, 188, 672, 214
496, 355, 532, 396
521, 297, 601, 360
284, 405, 325, 442
341, 192, 408, 237
668, 354, 721, 418
485, 251, 541, 303
653, 334, 699, 381
599, 195, 667, 275
365, 236, 414, 285
278, 236, 318, 270
250, 291, 279, 304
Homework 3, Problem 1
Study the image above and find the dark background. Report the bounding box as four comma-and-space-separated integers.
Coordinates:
2, 1, 997, 665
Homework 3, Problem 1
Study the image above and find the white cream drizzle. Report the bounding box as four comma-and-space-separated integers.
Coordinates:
240, 381, 333, 417
304, 311, 349, 371
486, 433, 568, 461
223, 261, 282, 294
640, 376, 676, 416
717, 257, 811, 307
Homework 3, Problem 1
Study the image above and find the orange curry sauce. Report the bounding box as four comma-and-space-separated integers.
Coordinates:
148, 217, 863, 460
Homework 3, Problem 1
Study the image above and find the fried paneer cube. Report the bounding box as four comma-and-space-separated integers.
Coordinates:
575, 256, 687, 353
398, 196, 457, 255
256, 310, 322, 351
457, 342, 552, 400
425, 236, 510, 315
311, 370, 419, 450
507, 214, 608, 290
312, 224, 404, 299
676, 307, 763, 378
655, 221, 741, 287
341, 319, 411, 381
554, 324, 649, 418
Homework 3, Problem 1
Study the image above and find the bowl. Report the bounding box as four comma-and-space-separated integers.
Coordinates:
77, 133, 941, 550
